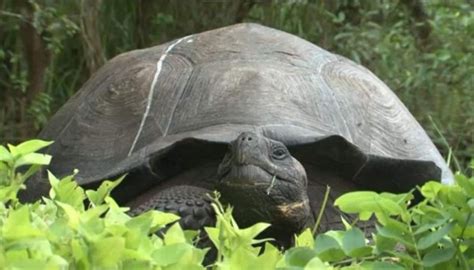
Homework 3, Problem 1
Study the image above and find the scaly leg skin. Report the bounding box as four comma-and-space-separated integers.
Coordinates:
129, 185, 215, 230
129, 185, 218, 264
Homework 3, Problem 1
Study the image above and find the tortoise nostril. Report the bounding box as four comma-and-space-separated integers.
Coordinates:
241, 135, 253, 141
237, 132, 257, 144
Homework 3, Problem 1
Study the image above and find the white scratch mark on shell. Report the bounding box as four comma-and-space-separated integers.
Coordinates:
128, 35, 192, 156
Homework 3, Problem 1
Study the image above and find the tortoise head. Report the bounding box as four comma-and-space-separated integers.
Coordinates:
217, 132, 313, 241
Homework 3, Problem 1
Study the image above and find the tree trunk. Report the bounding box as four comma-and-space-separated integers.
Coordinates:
400, 0, 432, 49
135, 0, 157, 48
17, 0, 50, 139
80, 0, 105, 74
18, 0, 50, 105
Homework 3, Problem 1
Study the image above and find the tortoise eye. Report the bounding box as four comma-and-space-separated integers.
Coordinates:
272, 147, 288, 160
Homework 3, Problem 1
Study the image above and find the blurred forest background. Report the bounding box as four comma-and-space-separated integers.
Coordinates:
0, 0, 473, 171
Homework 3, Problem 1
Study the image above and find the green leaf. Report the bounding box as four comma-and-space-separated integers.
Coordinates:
126, 212, 155, 235
304, 257, 328, 270
86, 175, 125, 207
148, 210, 180, 233
56, 201, 80, 229
20, 164, 42, 184
455, 174, 474, 197
422, 246, 456, 267
285, 247, 318, 267
359, 261, 405, 270
468, 199, 474, 211
438, 51, 451, 61
218, 246, 257, 270
420, 181, 443, 199
7, 144, 18, 157
445, 186, 468, 208
14, 140, 53, 157
82, 204, 109, 222
71, 239, 90, 269
0, 161, 8, 172
334, 191, 404, 222
359, 211, 373, 220
122, 260, 153, 270
222, 244, 279, 270
14, 153, 52, 168
417, 223, 453, 250
105, 198, 131, 225
380, 192, 413, 206
342, 228, 371, 257
164, 222, 187, 245
257, 243, 282, 270
2, 206, 43, 240
239, 222, 271, 243
374, 234, 397, 253
46, 254, 69, 269
0, 185, 23, 203
377, 224, 413, 249
296, 228, 315, 248
386, 251, 420, 265
384, 218, 409, 234
48, 170, 60, 190
152, 243, 192, 267
314, 234, 346, 262
204, 226, 220, 250
91, 237, 126, 268
413, 216, 449, 235
4, 257, 49, 269
48, 171, 85, 210
0, 146, 12, 162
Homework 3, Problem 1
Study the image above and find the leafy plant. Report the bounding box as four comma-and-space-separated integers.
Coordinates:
1, 139, 474, 269
0, 140, 204, 269
0, 139, 52, 205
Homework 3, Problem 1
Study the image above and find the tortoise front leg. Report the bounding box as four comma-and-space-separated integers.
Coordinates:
128, 185, 215, 230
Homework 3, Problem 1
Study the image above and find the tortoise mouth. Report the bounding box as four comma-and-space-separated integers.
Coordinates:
218, 164, 279, 188
216, 164, 313, 236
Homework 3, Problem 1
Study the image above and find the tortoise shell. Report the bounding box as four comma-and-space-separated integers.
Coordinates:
24, 23, 451, 201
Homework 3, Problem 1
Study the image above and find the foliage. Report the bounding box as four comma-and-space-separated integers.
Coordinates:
0, 0, 80, 142
0, 139, 207, 269
0, 139, 52, 205
1, 139, 474, 269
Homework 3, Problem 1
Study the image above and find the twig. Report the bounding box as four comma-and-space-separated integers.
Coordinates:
454, 211, 472, 270
428, 115, 462, 172
266, 175, 277, 195
0, 11, 30, 24
313, 185, 331, 234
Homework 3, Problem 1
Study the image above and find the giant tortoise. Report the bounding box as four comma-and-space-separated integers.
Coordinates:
23, 23, 452, 244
